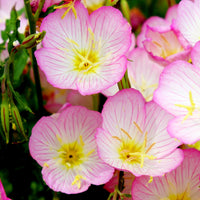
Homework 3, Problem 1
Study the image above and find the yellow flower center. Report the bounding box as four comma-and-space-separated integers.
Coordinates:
161, 192, 191, 200
175, 91, 197, 122
114, 122, 156, 168
152, 33, 184, 59
58, 140, 84, 168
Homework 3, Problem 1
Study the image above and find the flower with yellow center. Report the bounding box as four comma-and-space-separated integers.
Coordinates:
35, 1, 131, 95
132, 149, 200, 200
29, 105, 114, 194
96, 89, 183, 177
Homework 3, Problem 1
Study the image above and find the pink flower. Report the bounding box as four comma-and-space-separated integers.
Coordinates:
127, 48, 163, 102
96, 89, 183, 177
153, 59, 200, 144
0, 179, 11, 200
35, 1, 131, 95
132, 149, 200, 200
137, 5, 191, 66
29, 105, 114, 194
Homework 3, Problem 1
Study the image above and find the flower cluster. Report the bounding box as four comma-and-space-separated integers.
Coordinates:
1, 0, 200, 199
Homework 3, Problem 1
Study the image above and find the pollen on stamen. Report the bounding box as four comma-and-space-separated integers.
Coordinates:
71, 175, 86, 189
66, 37, 79, 46
120, 128, 132, 139
175, 91, 196, 122
112, 136, 123, 142
79, 135, 84, 146
133, 121, 143, 134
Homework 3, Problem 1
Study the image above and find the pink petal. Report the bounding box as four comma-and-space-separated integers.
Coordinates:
90, 6, 132, 62
176, 0, 200, 46
154, 60, 200, 116
168, 115, 200, 144
132, 149, 200, 200
127, 48, 163, 101
29, 116, 61, 166
191, 41, 200, 68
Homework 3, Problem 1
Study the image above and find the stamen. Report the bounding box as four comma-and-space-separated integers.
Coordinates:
54, 1, 77, 19
86, 149, 95, 157
79, 135, 84, 146
133, 121, 143, 134
66, 37, 79, 46
145, 142, 156, 154
153, 41, 162, 48
112, 136, 123, 142
160, 35, 170, 46
43, 163, 49, 168
56, 134, 63, 144
120, 128, 132, 139
71, 175, 86, 189
175, 91, 196, 121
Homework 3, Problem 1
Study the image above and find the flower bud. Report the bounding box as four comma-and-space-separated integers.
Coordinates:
21, 31, 46, 49
1, 93, 10, 144
10, 103, 27, 141
120, 0, 130, 23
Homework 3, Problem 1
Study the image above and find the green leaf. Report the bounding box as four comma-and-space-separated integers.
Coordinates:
13, 49, 28, 82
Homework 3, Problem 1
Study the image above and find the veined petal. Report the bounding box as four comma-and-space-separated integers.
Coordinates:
35, 48, 79, 90
40, 2, 89, 49
137, 16, 170, 48
154, 60, 200, 116
42, 162, 90, 194
101, 89, 146, 141
168, 114, 200, 144
127, 48, 163, 102
29, 116, 61, 166
144, 101, 182, 158
191, 41, 200, 68
176, 0, 200, 46
90, 6, 132, 62
132, 149, 200, 200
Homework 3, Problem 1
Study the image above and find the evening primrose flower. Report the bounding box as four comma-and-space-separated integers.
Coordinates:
132, 149, 200, 200
35, 1, 131, 95
96, 89, 183, 177
153, 59, 200, 144
29, 106, 114, 194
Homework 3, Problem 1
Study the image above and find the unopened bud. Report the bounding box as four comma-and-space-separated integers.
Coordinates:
1, 93, 10, 144
21, 31, 46, 49
10, 103, 27, 141
120, 0, 130, 23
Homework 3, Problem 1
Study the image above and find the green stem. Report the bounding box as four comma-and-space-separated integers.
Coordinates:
24, 0, 44, 115
117, 171, 124, 200
34, 0, 45, 21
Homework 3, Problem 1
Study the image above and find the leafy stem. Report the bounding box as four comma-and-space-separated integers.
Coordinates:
23, 0, 45, 115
